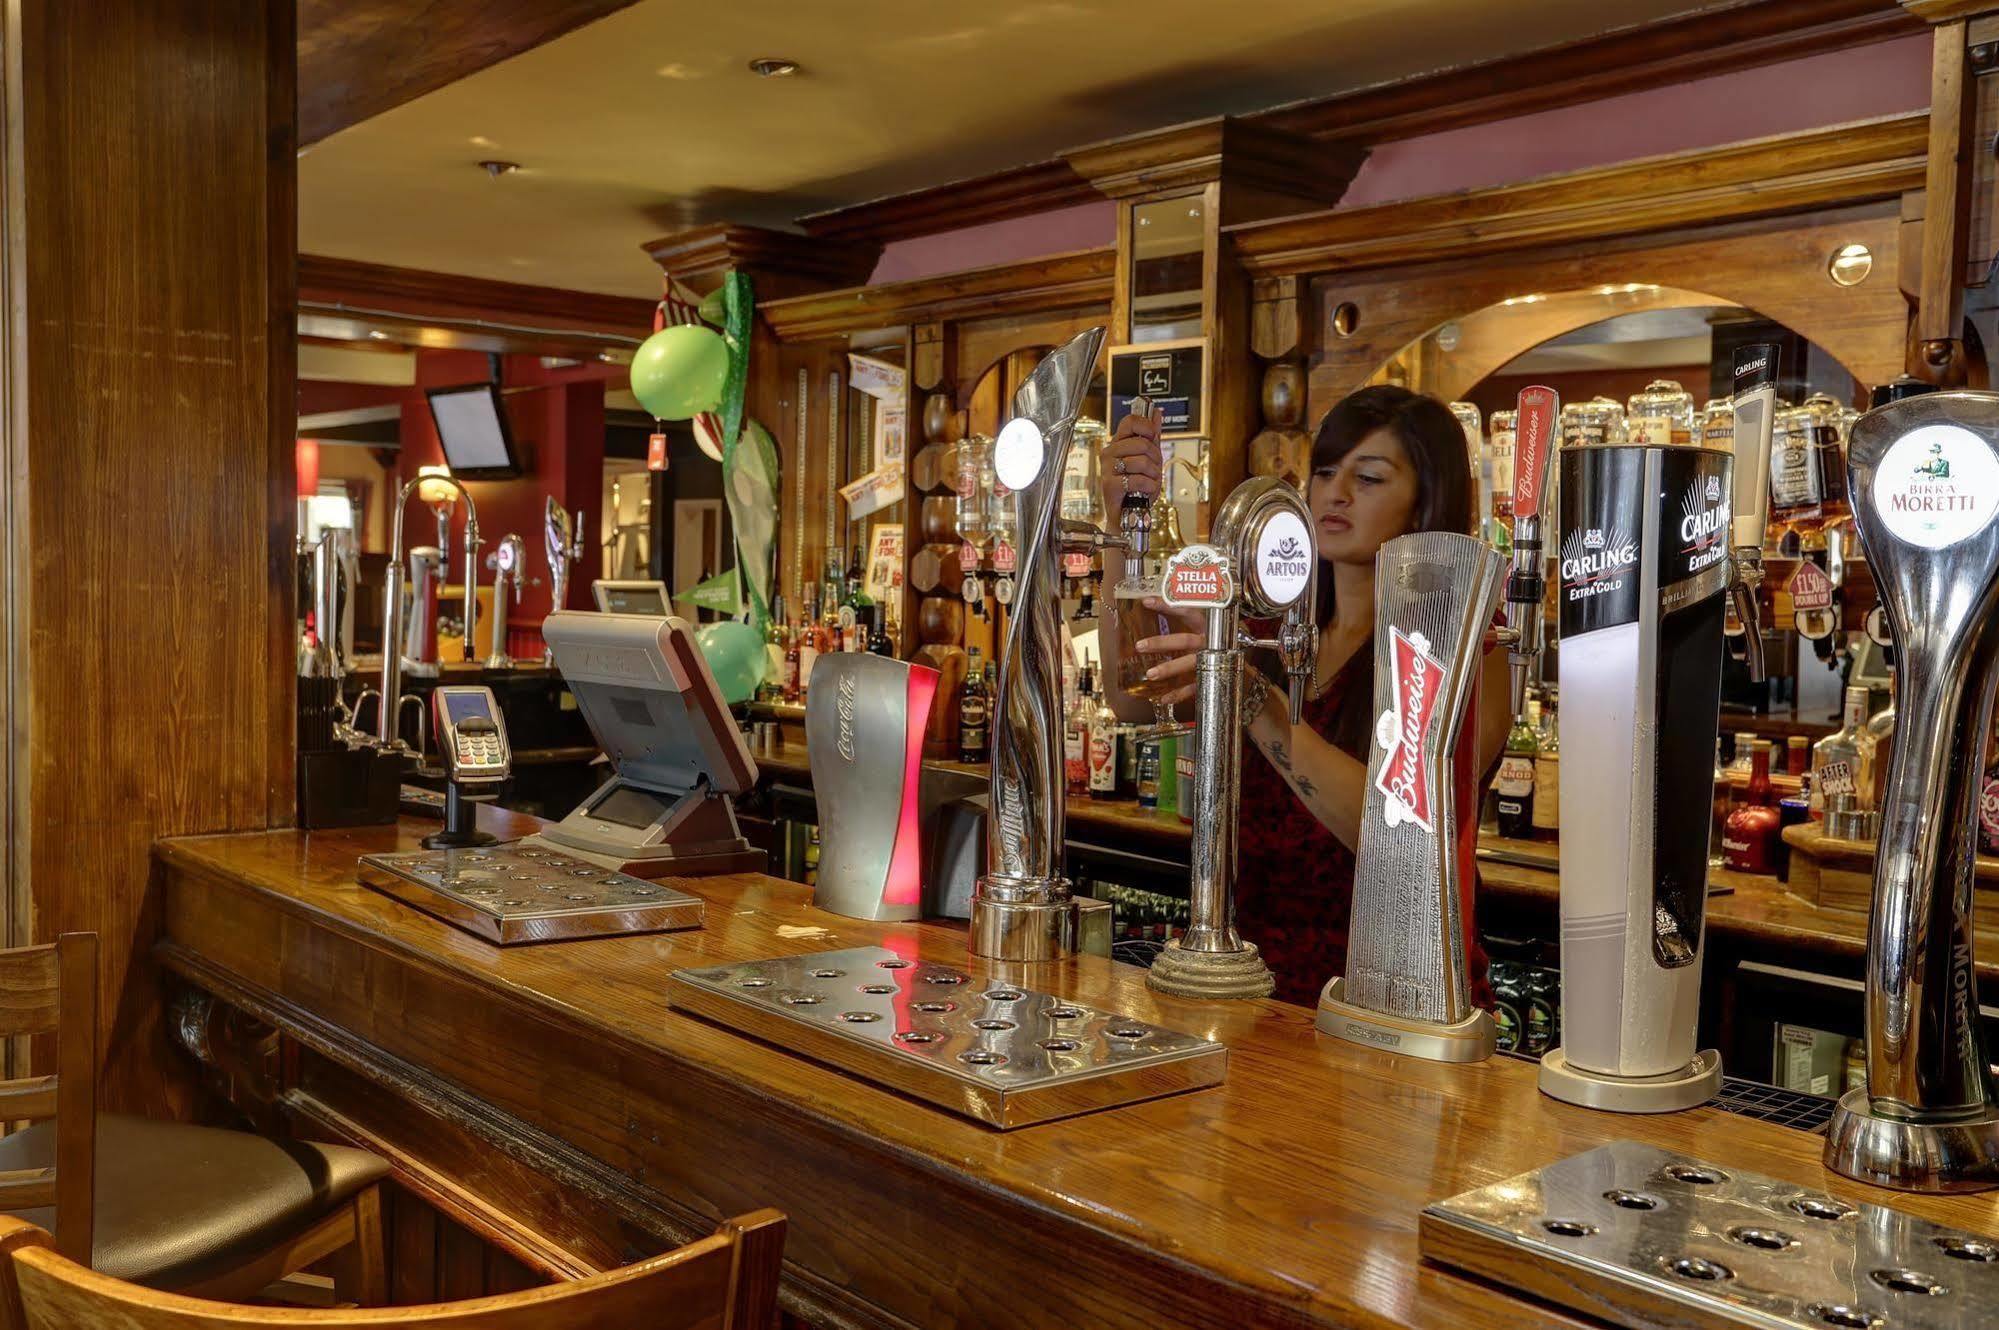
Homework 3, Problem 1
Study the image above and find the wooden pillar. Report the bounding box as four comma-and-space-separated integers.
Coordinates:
3, 0, 297, 1112
1063, 118, 1363, 528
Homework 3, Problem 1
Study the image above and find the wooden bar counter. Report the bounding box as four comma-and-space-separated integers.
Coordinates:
155, 817, 1999, 1329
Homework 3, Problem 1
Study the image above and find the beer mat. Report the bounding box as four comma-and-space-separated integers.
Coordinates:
357, 843, 703, 944
1421, 1139, 1999, 1329
666, 946, 1224, 1128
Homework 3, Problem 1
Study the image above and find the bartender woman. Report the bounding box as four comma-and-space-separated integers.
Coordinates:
1096, 385, 1511, 1005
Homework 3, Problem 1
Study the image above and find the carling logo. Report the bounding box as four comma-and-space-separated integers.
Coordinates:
1679, 475, 1728, 567
1561, 526, 1639, 598
1372, 627, 1443, 833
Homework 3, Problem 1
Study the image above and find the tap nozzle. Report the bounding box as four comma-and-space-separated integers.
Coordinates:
1504, 561, 1546, 720
1729, 546, 1768, 682
1118, 396, 1156, 558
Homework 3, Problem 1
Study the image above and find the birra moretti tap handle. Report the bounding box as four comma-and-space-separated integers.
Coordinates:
1504, 386, 1558, 716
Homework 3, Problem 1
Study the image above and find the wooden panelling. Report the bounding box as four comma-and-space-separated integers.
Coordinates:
1061, 118, 1364, 216
1306, 207, 1909, 413
761, 249, 1115, 344
1231, 113, 1928, 278
10, 0, 295, 1113
1902, 0, 1999, 19
639, 223, 881, 304
157, 820, 1999, 1330
796, 0, 1918, 246
297, 0, 642, 146
1912, 21, 1978, 381
298, 254, 655, 343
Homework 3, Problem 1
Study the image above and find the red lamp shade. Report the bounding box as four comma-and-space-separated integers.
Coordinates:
295, 438, 321, 499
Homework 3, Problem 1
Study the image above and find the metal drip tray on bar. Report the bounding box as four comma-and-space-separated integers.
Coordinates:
1420, 1140, 1999, 1329
667, 946, 1225, 1128
358, 844, 704, 944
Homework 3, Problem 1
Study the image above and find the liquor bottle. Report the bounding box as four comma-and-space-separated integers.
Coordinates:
1626, 379, 1696, 447
1492, 696, 1540, 839
1722, 740, 1781, 873
1785, 735, 1810, 777
1488, 409, 1517, 526
1699, 398, 1734, 456
781, 620, 801, 701
1065, 660, 1093, 795
797, 587, 821, 692
1088, 681, 1119, 800
1531, 697, 1560, 839
958, 648, 989, 764
1812, 686, 1871, 815
1769, 399, 1852, 537
867, 606, 894, 657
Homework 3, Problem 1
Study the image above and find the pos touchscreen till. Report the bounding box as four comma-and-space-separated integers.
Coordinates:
525, 611, 766, 878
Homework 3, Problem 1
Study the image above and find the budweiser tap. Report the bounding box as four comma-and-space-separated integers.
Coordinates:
1504, 386, 1557, 718
1317, 532, 1504, 1060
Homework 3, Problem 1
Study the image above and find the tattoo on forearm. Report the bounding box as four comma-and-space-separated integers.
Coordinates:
1295, 774, 1318, 798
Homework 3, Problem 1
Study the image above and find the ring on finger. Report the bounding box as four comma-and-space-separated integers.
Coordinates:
1113, 458, 1127, 476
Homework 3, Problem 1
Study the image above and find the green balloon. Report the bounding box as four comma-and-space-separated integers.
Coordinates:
694, 620, 766, 704
630, 324, 729, 421
697, 286, 728, 327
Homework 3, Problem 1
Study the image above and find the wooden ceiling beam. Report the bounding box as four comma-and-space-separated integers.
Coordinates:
799, 0, 1919, 247
298, 0, 643, 146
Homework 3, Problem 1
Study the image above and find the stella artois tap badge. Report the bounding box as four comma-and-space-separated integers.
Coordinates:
1373, 627, 1445, 833
1160, 544, 1234, 609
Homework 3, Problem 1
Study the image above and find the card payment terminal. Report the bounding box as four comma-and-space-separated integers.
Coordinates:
424, 685, 511, 849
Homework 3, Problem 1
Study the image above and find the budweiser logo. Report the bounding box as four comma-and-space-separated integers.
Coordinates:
1372, 627, 1443, 833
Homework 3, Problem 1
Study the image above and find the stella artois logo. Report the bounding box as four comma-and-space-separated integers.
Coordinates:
1373, 627, 1444, 833
1161, 544, 1234, 608
1873, 424, 1999, 550
1788, 558, 1834, 612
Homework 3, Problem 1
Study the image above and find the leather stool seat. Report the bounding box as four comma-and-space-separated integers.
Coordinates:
0, 1114, 387, 1290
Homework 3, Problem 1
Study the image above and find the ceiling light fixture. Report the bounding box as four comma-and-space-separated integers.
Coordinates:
748, 57, 799, 78
367, 329, 391, 341
477, 159, 521, 178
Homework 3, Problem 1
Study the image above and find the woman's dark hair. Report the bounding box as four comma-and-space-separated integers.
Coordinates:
1308, 385, 1474, 631
1298, 385, 1476, 757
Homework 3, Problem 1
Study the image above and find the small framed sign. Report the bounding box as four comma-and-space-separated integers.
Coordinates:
1108, 339, 1206, 438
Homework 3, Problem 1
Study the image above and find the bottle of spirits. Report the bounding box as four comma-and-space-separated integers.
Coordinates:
1088, 681, 1119, 800
1722, 740, 1781, 873
867, 606, 894, 657
1769, 400, 1852, 537
1492, 696, 1540, 839
1488, 409, 1517, 527
1531, 696, 1560, 840
958, 648, 989, 764
797, 587, 821, 693
1065, 660, 1093, 796
1811, 686, 1870, 815
1862, 681, 1895, 811
1709, 737, 1731, 868
1625, 379, 1696, 447
780, 620, 800, 702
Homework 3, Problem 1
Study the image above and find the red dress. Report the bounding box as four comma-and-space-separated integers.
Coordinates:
1234, 640, 1491, 1009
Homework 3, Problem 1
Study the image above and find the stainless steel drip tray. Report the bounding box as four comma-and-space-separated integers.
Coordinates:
666, 946, 1225, 1128
1421, 1139, 1999, 1329
358, 844, 704, 944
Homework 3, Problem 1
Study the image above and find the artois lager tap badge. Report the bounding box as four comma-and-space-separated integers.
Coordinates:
1373, 627, 1444, 832
1874, 424, 1999, 550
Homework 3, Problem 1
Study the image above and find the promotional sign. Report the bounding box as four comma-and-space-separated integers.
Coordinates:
1787, 559, 1834, 613
1108, 341, 1204, 436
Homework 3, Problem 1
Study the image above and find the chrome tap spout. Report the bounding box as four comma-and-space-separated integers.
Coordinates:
378, 475, 480, 750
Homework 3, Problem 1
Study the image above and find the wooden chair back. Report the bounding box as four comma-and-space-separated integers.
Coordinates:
0, 1208, 785, 1330
0, 935, 95, 1266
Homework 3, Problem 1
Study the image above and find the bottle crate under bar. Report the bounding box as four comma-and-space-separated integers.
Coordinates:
666, 946, 1225, 1128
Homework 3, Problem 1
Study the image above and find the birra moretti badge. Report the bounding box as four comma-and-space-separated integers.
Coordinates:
1161, 545, 1233, 609
1373, 627, 1444, 832
1873, 423, 1999, 550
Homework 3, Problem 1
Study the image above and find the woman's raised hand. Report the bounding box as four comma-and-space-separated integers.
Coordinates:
1133, 598, 1206, 706
1098, 409, 1162, 522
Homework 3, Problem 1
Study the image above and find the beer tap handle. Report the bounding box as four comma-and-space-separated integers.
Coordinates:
1118, 397, 1156, 558
1505, 385, 1558, 718
1728, 343, 1779, 682
1238, 606, 1317, 727
1058, 517, 1126, 555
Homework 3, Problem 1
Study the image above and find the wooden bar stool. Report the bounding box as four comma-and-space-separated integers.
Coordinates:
0, 935, 388, 1301
0, 1209, 785, 1328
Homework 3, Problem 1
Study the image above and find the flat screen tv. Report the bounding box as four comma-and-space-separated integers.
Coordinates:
425, 382, 521, 479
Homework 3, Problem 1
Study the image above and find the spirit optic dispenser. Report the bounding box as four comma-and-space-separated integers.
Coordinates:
1826, 391, 1999, 1192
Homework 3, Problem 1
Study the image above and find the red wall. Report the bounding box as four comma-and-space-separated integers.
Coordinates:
390, 350, 615, 653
